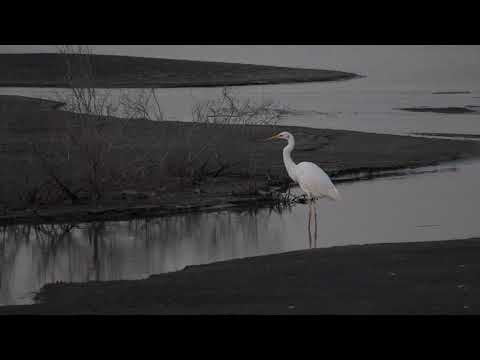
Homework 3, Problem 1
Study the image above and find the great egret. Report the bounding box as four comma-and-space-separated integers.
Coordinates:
266, 131, 340, 246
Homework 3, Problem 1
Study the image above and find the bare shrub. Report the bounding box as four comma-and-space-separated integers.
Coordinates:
56, 45, 116, 116
119, 88, 165, 121
190, 87, 286, 189
36, 45, 168, 204
191, 87, 285, 126
4, 48, 290, 211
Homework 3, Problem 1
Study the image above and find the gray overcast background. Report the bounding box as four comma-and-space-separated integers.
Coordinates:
1, 45, 479, 89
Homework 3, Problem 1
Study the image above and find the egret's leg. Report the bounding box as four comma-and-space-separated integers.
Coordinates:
314, 201, 318, 248
308, 224, 312, 249
307, 197, 315, 248
307, 201, 312, 248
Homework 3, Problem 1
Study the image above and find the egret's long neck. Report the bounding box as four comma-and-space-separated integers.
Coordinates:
283, 136, 297, 182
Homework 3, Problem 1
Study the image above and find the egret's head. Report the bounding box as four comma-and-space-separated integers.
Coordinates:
265, 131, 292, 141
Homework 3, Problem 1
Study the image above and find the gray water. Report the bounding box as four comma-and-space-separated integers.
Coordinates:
1, 45, 480, 305
2, 159, 480, 305
3, 82, 480, 136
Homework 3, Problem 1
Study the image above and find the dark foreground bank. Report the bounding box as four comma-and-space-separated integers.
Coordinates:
1, 238, 479, 315
0, 53, 359, 88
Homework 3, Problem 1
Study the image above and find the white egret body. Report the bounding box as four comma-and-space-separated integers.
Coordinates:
269, 131, 339, 201
266, 131, 339, 248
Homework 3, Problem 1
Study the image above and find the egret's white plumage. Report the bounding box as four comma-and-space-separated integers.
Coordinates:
268, 131, 339, 201
296, 161, 339, 201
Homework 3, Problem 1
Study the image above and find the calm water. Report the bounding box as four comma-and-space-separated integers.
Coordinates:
1, 45, 480, 305
2, 159, 480, 305
2, 81, 480, 136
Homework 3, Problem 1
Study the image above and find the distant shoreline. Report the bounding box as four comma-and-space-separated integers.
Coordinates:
0, 53, 360, 89
398, 106, 478, 114
433, 91, 471, 94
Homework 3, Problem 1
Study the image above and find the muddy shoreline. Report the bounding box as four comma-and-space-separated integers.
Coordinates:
0, 53, 360, 88
413, 132, 480, 139
0, 158, 474, 227
398, 106, 478, 114
1, 237, 479, 314
2, 95, 480, 226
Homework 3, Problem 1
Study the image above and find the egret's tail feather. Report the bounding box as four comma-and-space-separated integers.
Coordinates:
328, 185, 340, 201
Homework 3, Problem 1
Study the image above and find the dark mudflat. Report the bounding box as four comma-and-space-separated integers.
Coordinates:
0, 53, 359, 88
398, 106, 477, 114
432, 91, 471, 95
1, 238, 479, 315
0, 95, 65, 112
413, 132, 480, 139
1, 95, 480, 225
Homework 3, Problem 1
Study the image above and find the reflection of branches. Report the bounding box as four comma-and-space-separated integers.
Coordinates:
127, 218, 152, 233
34, 223, 77, 240
85, 222, 107, 281
1, 223, 78, 249
0, 222, 79, 304
1, 204, 301, 305
32, 223, 78, 262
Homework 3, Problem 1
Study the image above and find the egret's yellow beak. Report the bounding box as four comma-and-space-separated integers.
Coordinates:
265, 134, 280, 141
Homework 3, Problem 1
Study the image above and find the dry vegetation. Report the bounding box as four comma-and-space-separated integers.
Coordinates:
0, 46, 284, 212
2, 46, 480, 220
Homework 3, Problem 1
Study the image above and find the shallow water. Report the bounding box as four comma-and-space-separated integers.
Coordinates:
1, 81, 480, 137
2, 159, 480, 305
